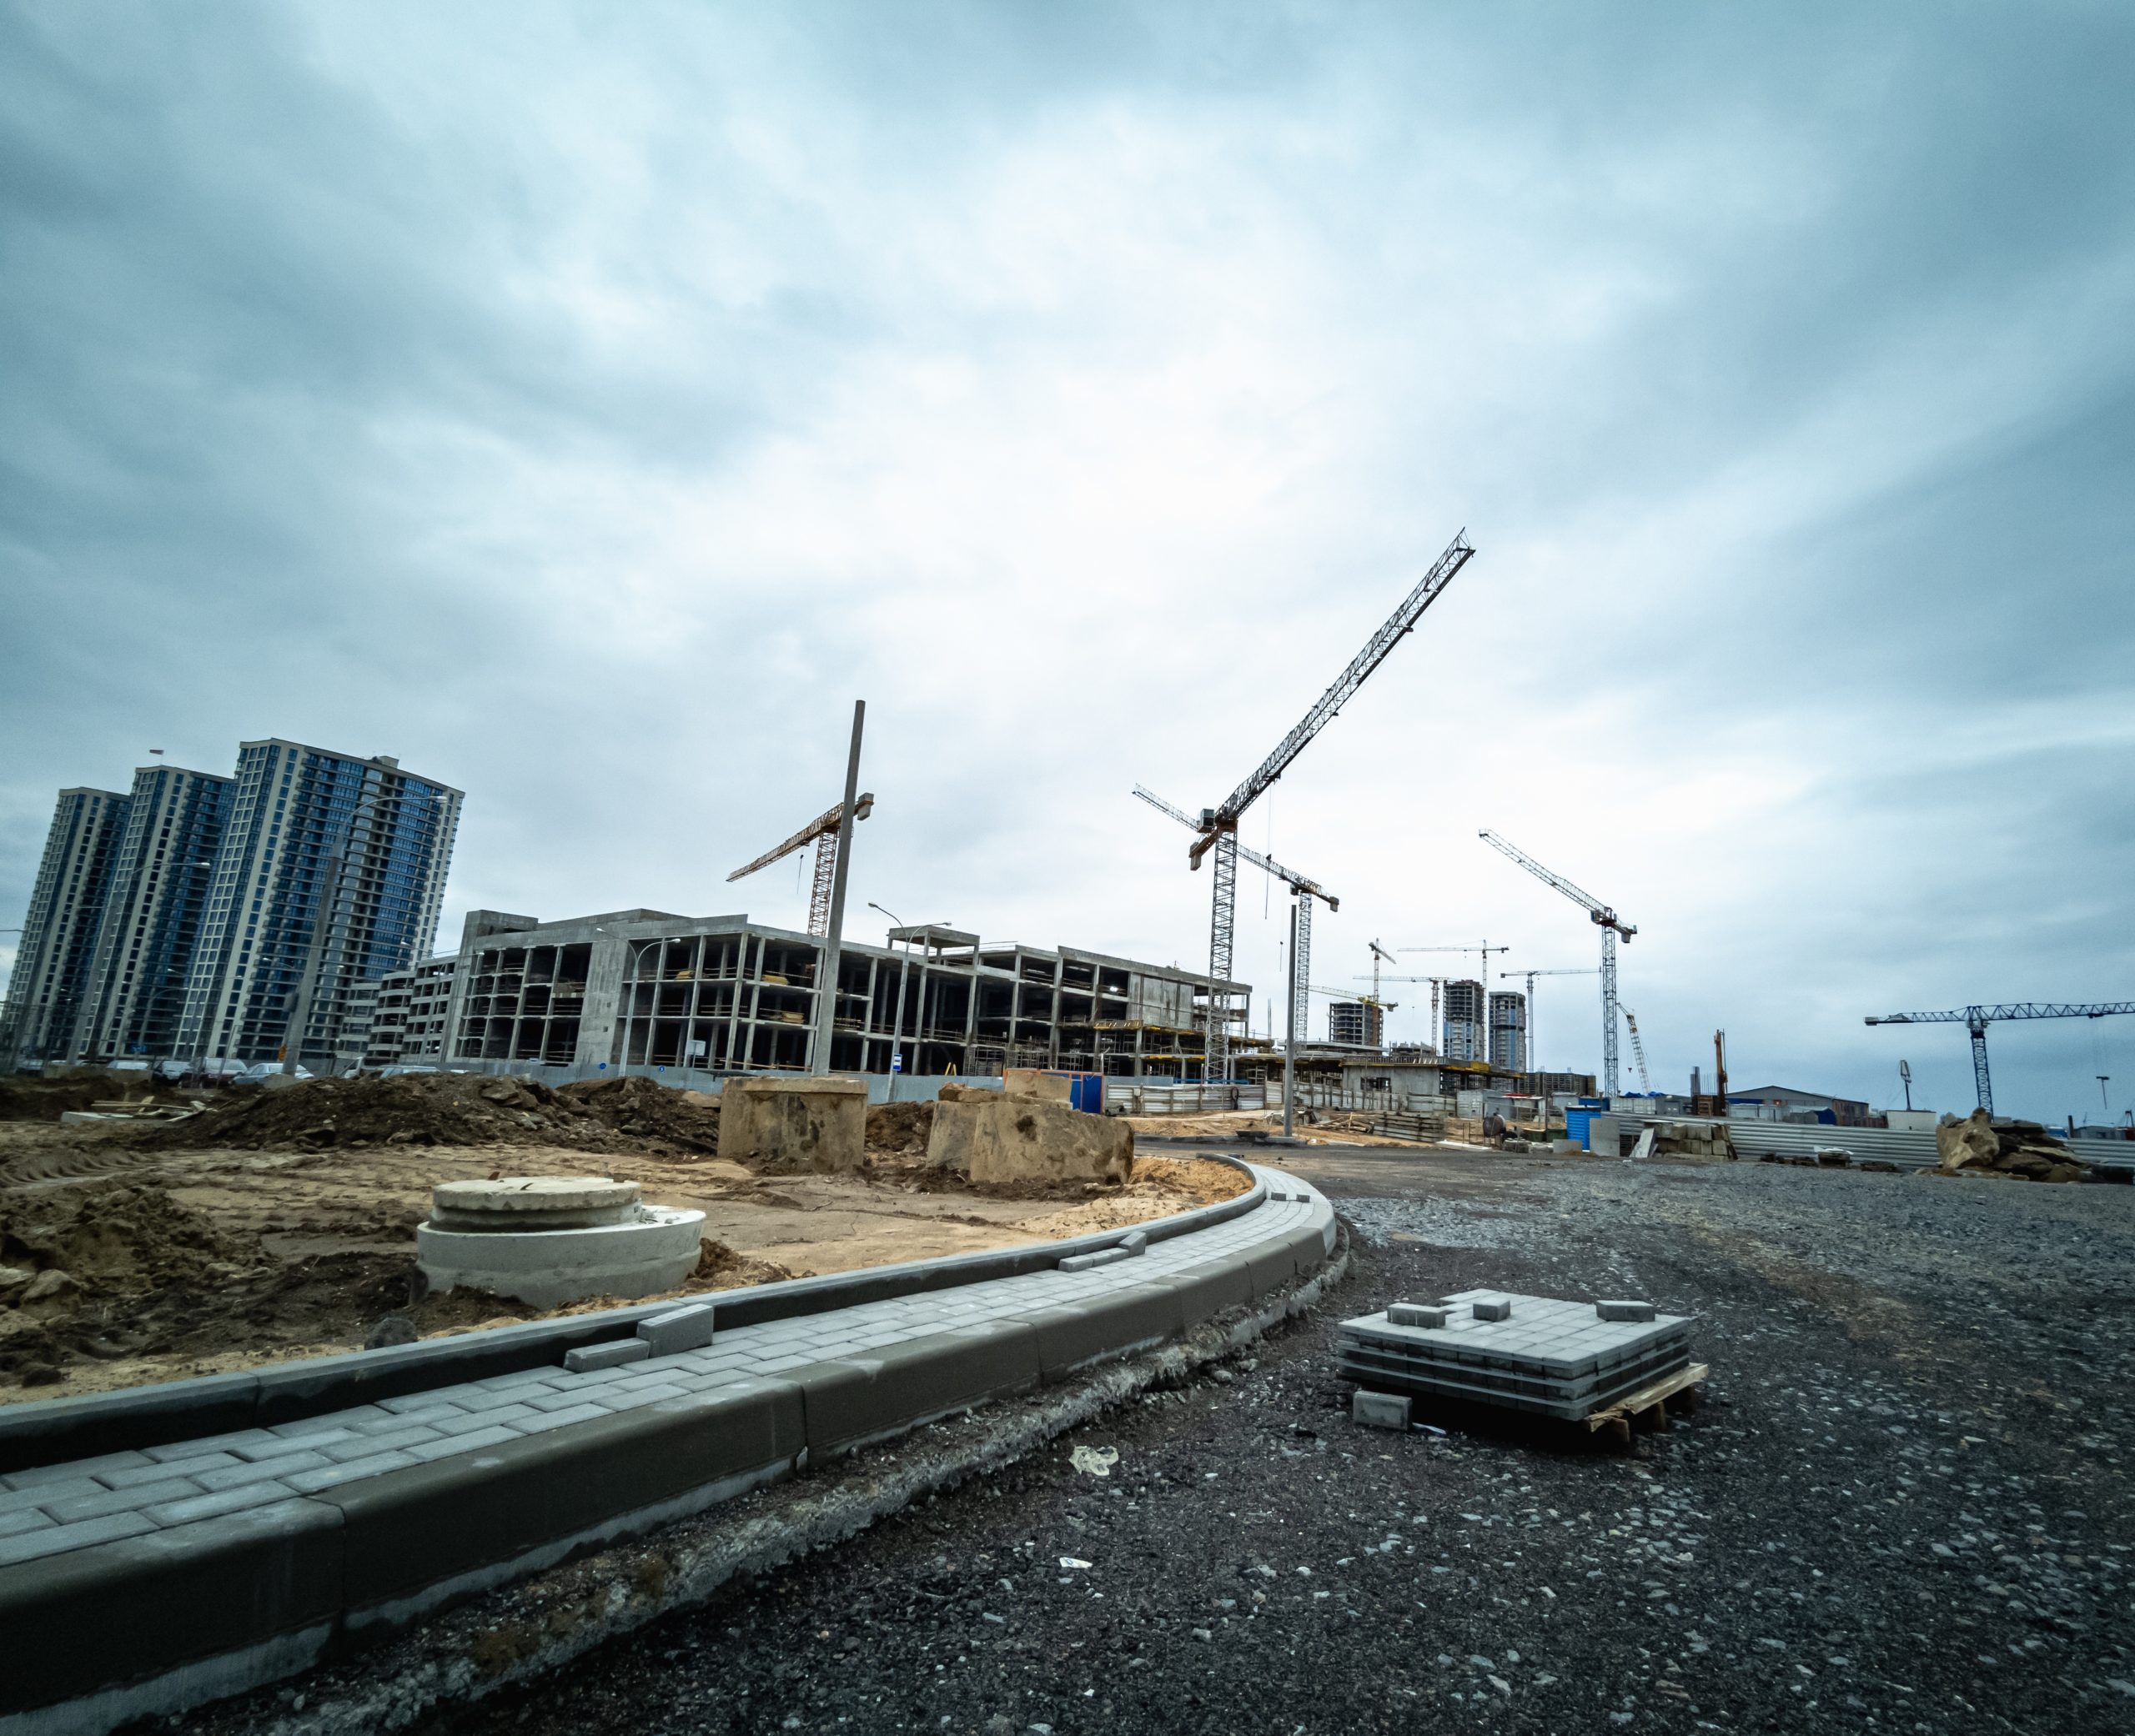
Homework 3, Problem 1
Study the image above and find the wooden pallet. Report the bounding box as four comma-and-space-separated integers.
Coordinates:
1587, 1362, 1708, 1446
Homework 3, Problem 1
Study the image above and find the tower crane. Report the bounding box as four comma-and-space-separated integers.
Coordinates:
1479, 830, 1637, 1093
1134, 785, 1337, 1047
1862, 1001, 2135, 1114
727, 792, 874, 937
1619, 1005, 1653, 1093
1175, 531, 1476, 1081
1498, 967, 1596, 1081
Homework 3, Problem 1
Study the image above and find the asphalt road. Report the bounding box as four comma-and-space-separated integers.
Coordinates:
421, 1149, 2135, 1736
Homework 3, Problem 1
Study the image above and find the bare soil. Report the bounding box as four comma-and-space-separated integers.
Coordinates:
0, 1087, 1245, 1403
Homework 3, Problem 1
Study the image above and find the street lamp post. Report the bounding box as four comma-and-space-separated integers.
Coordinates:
868, 901, 911, 1083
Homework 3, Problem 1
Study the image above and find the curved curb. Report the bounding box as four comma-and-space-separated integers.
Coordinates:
0, 1162, 1331, 1736
0, 1160, 1268, 1475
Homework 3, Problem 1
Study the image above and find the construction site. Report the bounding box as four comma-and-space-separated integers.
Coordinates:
3, 528, 2131, 1736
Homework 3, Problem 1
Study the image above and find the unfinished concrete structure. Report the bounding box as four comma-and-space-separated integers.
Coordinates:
1442, 977, 1486, 1062
440, 911, 1247, 1082
1326, 999, 1384, 1050
339, 952, 460, 1071
0, 787, 133, 1068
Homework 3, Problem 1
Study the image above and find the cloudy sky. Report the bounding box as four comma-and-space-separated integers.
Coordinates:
4, 3, 2132, 1121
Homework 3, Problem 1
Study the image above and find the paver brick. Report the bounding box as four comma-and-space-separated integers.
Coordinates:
43, 1478, 201, 1523
513, 1402, 610, 1433
284, 1451, 421, 1493
325, 1426, 440, 1462
232, 1429, 359, 1460
3, 1450, 153, 1489
98, 1457, 231, 1489
0, 1508, 55, 1539
0, 1476, 102, 1515
195, 1453, 328, 1492
0, 1508, 157, 1567
141, 1483, 299, 1527
406, 1426, 520, 1463
637, 1302, 717, 1356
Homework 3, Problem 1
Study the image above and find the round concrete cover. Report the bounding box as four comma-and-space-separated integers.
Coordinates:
433, 1177, 640, 1215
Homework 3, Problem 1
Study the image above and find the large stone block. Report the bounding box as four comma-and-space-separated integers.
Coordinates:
717, 1075, 869, 1172
1002, 1068, 1073, 1104
925, 1093, 1133, 1185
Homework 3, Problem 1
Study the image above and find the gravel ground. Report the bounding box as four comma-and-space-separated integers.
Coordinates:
412, 1151, 2135, 1736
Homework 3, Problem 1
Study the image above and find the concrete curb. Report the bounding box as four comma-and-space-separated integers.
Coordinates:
0, 1162, 1333, 1736
158, 1235, 1354, 1736
0, 1162, 1269, 1475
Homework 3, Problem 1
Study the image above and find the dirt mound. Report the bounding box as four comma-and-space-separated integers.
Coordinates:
0, 1070, 156, 1122
557, 1076, 720, 1151
140, 1071, 721, 1156
865, 1101, 934, 1157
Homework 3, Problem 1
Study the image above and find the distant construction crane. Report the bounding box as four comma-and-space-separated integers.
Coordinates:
1862, 1001, 2135, 1114
1479, 831, 1637, 1093
1499, 966, 1597, 1079
727, 792, 875, 937
1620, 1006, 1653, 1092
1134, 785, 1337, 1048
1176, 532, 1476, 1081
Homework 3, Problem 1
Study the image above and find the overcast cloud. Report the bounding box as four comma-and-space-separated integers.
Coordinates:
4, 2, 2132, 1121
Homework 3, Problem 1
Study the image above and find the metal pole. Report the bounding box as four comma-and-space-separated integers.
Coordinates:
1283, 897, 1298, 1139
810, 700, 866, 1076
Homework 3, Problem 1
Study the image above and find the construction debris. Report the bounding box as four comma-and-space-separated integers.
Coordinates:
1935, 1109, 2087, 1182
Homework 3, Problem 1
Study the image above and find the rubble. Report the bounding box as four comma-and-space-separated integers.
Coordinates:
1935, 1109, 2087, 1182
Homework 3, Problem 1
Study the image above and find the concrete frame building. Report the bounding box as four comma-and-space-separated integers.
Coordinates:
1488, 989, 1528, 1072
439, 910, 1246, 1083
1441, 978, 1486, 1063
341, 953, 460, 1071
1, 788, 132, 1067
68, 764, 234, 1066
174, 741, 461, 1070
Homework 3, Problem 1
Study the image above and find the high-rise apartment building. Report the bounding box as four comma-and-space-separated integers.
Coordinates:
68, 764, 233, 1065
1, 788, 132, 1066
1488, 989, 1527, 1071
1441, 977, 1486, 1062
1326, 1000, 1384, 1050
175, 742, 461, 1069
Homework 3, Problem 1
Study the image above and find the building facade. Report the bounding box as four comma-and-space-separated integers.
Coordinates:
1, 788, 133, 1066
1441, 978, 1486, 1062
1488, 989, 1528, 1071
1326, 1000, 1384, 1050
345, 954, 460, 1070
68, 765, 234, 1066
174, 741, 461, 1070
437, 911, 1247, 1082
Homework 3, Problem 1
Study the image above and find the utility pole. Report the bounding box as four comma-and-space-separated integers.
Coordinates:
1284, 900, 1298, 1140
810, 701, 866, 1076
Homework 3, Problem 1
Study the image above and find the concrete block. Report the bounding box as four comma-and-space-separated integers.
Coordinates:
0, 1498, 342, 1718
418, 1207, 705, 1311
927, 1093, 1134, 1186
1118, 1230, 1148, 1256
1353, 1391, 1413, 1432
1058, 1247, 1131, 1272
1019, 1282, 1184, 1382
194, 1454, 326, 1493
637, 1303, 717, 1357
564, 1338, 651, 1374
43, 1476, 202, 1523
1470, 1295, 1513, 1322
323, 1377, 804, 1609
0, 1374, 259, 1480
718, 1074, 868, 1173
789, 1321, 1042, 1456
1387, 1303, 1454, 1329
1595, 1299, 1656, 1322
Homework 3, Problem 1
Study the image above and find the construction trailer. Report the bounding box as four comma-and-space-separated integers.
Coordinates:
435, 910, 1249, 1083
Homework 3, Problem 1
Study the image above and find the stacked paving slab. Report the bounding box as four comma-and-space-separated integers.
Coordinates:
1338, 1288, 1691, 1421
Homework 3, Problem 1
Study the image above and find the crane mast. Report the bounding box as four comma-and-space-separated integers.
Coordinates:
1178, 530, 1475, 1081
1134, 785, 1337, 1048
1478, 830, 1637, 1093
1863, 1000, 2135, 1113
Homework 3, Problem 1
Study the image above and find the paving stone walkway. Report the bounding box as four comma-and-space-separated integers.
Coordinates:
0, 1165, 1329, 1570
